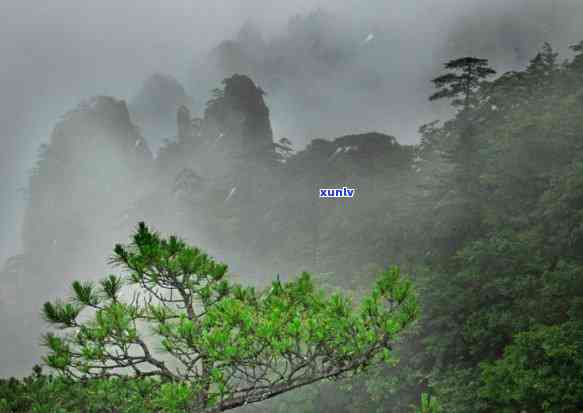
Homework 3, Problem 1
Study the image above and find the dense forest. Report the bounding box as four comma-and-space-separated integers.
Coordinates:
2, 22, 583, 412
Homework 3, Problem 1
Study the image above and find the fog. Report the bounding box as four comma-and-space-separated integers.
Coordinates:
2, 0, 583, 379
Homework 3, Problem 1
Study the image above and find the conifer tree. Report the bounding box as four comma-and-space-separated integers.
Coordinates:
430, 57, 496, 112
41, 223, 418, 412
430, 57, 496, 194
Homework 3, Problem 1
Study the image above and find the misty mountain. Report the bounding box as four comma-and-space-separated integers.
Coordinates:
0, 96, 153, 376
189, 10, 407, 146
3, 3, 583, 411
187, 4, 583, 149
129, 73, 193, 151
3, 1, 583, 273
24, 96, 152, 287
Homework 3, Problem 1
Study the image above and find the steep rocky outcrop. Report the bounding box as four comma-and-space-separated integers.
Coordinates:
0, 96, 154, 376
204, 74, 275, 161
23, 96, 152, 267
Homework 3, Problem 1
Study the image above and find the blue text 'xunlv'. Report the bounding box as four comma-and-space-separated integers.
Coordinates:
319, 187, 356, 198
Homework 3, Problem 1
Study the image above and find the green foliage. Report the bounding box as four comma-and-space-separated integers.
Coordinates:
0, 369, 179, 413
410, 40, 583, 413
480, 320, 583, 412
153, 382, 198, 413
414, 393, 442, 413
430, 57, 496, 110
35, 222, 418, 412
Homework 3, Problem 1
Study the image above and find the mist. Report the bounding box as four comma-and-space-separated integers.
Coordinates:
2, 0, 583, 396
2, 0, 582, 263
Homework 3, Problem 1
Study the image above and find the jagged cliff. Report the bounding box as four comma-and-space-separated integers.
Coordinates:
0, 96, 154, 376
23, 96, 152, 268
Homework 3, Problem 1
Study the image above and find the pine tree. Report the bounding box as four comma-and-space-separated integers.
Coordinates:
40, 223, 419, 412
430, 57, 496, 112
430, 57, 496, 194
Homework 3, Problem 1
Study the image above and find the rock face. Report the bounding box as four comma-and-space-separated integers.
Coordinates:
23, 96, 152, 259
156, 74, 277, 188
204, 74, 275, 161
0, 96, 154, 376
177, 105, 196, 143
